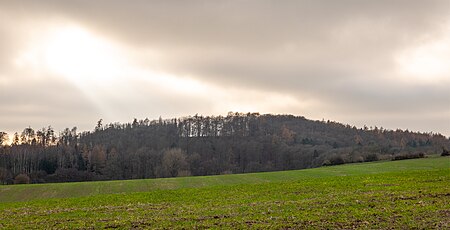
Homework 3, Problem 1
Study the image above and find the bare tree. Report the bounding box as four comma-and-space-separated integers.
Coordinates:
161, 148, 188, 177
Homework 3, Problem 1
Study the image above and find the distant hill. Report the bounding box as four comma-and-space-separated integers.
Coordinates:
1, 113, 449, 184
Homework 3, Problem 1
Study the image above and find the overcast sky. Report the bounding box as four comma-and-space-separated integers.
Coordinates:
1, 0, 449, 138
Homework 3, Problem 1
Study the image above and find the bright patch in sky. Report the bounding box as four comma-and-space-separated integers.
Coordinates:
396, 34, 450, 83
43, 26, 126, 84
14, 24, 127, 85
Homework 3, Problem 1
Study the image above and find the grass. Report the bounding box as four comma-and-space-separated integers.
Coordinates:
0, 157, 449, 229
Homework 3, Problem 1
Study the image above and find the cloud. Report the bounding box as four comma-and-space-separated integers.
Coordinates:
0, 73, 99, 134
0, 1, 449, 136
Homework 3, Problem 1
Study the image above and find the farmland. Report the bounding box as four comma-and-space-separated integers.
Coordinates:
0, 157, 449, 229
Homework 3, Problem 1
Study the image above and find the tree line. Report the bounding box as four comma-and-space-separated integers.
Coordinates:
1, 112, 449, 184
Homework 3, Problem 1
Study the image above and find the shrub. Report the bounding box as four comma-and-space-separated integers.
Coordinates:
353, 155, 364, 163
441, 148, 450, 156
392, 152, 425, 161
45, 168, 95, 183
330, 155, 345, 165
322, 159, 332, 166
220, 170, 233, 175
177, 170, 192, 177
365, 153, 379, 162
245, 161, 264, 173
29, 170, 47, 183
323, 155, 345, 166
14, 174, 30, 184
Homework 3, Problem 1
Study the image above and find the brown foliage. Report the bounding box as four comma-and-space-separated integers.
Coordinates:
14, 173, 30, 184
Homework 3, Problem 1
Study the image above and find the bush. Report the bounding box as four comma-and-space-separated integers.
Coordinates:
353, 155, 364, 163
322, 159, 332, 166
220, 170, 233, 175
365, 153, 379, 162
14, 174, 30, 184
245, 161, 264, 173
330, 155, 345, 165
29, 170, 47, 183
177, 170, 192, 177
392, 152, 425, 161
323, 155, 345, 166
45, 168, 94, 183
441, 148, 450, 156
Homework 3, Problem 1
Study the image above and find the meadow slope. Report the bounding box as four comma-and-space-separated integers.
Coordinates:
0, 157, 449, 229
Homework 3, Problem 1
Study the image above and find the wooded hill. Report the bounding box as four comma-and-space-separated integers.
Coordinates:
0, 112, 448, 184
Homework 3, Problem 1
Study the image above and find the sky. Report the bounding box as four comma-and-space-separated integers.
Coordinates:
1, 0, 449, 138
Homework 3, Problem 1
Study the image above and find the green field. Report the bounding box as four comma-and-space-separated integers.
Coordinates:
0, 157, 449, 229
